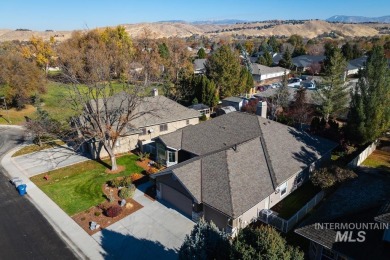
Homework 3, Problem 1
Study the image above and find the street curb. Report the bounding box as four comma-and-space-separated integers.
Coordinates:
1, 145, 105, 260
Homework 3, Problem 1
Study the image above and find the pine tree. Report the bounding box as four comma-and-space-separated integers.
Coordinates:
278, 48, 293, 69
258, 51, 273, 66
197, 48, 206, 59
317, 48, 348, 120
341, 42, 353, 61
347, 45, 390, 144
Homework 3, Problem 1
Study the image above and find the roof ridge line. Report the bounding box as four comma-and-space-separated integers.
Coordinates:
257, 118, 278, 189
224, 149, 234, 217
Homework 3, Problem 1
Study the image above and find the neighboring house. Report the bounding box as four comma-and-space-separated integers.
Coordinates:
188, 103, 210, 118
292, 55, 325, 72
194, 58, 207, 74
254, 87, 321, 106
85, 90, 200, 159
216, 106, 236, 116
250, 63, 289, 82
221, 97, 244, 111
346, 56, 367, 75
295, 173, 390, 260
250, 52, 283, 66
151, 112, 337, 234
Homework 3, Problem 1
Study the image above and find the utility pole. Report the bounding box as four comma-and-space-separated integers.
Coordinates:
0, 96, 11, 124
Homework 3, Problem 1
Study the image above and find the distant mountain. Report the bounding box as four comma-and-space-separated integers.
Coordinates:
327, 15, 390, 23
191, 19, 247, 25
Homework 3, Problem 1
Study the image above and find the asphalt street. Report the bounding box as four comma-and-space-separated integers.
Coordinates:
0, 126, 76, 259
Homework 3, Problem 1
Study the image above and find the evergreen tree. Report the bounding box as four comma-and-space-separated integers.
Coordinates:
239, 67, 254, 94
352, 43, 363, 59
317, 48, 348, 120
270, 70, 290, 120
231, 226, 304, 260
341, 42, 353, 61
179, 219, 231, 260
258, 51, 273, 66
158, 42, 170, 60
347, 45, 390, 144
205, 45, 242, 98
268, 36, 280, 52
197, 47, 206, 59
278, 48, 293, 69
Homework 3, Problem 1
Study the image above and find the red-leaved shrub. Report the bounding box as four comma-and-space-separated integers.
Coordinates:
105, 205, 122, 218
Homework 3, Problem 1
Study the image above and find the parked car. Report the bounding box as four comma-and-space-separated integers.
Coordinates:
288, 78, 302, 88
301, 80, 316, 89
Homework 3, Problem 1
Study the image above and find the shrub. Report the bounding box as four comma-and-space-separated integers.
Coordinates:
137, 151, 150, 161
105, 205, 122, 218
199, 114, 207, 121
121, 176, 133, 187
109, 178, 123, 188
94, 211, 101, 217
119, 184, 136, 199
311, 165, 357, 189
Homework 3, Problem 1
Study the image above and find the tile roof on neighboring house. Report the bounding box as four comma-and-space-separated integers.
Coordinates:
155, 112, 337, 218
295, 173, 390, 259
250, 63, 288, 76
292, 55, 326, 68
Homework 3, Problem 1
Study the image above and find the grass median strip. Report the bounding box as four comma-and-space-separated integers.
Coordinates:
30, 154, 143, 216
12, 140, 65, 157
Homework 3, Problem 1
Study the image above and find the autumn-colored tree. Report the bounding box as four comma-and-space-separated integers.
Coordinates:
308, 62, 322, 75
0, 51, 46, 109
57, 26, 153, 171
21, 36, 54, 74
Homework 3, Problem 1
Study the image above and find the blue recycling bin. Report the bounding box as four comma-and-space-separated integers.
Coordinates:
17, 184, 27, 196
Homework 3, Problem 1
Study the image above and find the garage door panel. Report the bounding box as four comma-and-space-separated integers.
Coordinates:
161, 184, 192, 217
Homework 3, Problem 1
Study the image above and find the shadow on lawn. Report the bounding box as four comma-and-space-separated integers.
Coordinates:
99, 229, 177, 260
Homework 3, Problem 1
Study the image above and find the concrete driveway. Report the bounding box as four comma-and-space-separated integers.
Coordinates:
92, 184, 194, 259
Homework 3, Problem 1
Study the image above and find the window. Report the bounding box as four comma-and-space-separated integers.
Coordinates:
186, 119, 189, 125
279, 182, 287, 197
160, 124, 168, 132
168, 150, 176, 163
140, 128, 147, 135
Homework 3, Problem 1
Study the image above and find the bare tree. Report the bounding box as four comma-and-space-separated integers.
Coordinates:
291, 87, 311, 129
269, 70, 290, 121
57, 27, 154, 171
308, 62, 322, 76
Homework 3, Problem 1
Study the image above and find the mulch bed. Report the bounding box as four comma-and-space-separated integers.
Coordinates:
72, 184, 143, 235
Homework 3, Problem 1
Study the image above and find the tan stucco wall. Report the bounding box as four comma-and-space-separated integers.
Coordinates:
97, 117, 199, 158
204, 205, 229, 231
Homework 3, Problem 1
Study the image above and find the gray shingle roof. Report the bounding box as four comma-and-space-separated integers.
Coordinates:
188, 103, 210, 110
194, 59, 207, 71
222, 97, 244, 103
375, 201, 390, 224
131, 95, 200, 127
292, 55, 325, 68
156, 112, 337, 218
250, 63, 287, 76
347, 56, 367, 71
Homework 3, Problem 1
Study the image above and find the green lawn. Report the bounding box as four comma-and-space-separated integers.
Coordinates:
361, 150, 390, 173
271, 182, 321, 219
30, 154, 143, 216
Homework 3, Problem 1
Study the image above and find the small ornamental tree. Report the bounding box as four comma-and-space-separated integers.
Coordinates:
197, 48, 206, 59
179, 219, 231, 260
311, 165, 357, 190
231, 225, 304, 260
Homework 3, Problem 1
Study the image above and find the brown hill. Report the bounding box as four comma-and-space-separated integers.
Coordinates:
0, 20, 379, 42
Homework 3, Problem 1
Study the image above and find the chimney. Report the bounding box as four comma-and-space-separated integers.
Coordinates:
152, 88, 158, 97
256, 101, 267, 118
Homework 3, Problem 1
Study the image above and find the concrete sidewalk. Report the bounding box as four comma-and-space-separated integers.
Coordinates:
1, 146, 105, 259
12, 145, 90, 177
